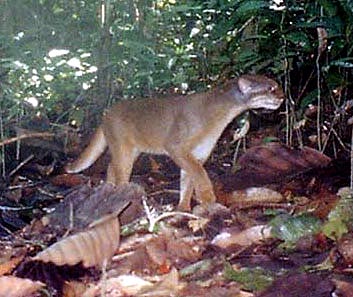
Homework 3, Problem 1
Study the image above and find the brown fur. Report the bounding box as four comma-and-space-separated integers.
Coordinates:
65, 75, 283, 210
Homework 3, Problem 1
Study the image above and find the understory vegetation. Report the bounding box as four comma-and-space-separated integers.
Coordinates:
1, 2, 353, 296
0, 0, 352, 173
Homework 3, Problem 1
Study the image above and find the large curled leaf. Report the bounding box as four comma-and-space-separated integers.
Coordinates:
33, 213, 120, 268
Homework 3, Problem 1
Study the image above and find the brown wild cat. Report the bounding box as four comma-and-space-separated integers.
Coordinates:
65, 75, 283, 211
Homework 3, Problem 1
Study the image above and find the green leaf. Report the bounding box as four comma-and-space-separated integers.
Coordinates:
300, 90, 318, 109
322, 218, 348, 241
224, 263, 274, 291
269, 213, 321, 247
236, 1, 269, 17
286, 31, 312, 51
170, 4, 202, 13
322, 187, 353, 240
262, 136, 280, 143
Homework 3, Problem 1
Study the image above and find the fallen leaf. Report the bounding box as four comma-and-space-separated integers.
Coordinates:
180, 282, 244, 297
337, 233, 353, 265
333, 279, 353, 297
47, 183, 145, 230
322, 187, 353, 240
258, 272, 334, 297
227, 187, 283, 208
0, 255, 25, 276
212, 225, 272, 249
219, 143, 331, 192
138, 267, 184, 296
63, 280, 88, 297
224, 264, 274, 292
51, 173, 88, 187
270, 213, 321, 247
102, 274, 153, 296
33, 213, 120, 268
0, 276, 44, 297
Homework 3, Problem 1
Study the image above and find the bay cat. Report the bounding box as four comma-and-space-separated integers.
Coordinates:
65, 75, 283, 211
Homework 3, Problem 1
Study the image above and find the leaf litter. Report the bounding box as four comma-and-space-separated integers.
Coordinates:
0, 135, 352, 296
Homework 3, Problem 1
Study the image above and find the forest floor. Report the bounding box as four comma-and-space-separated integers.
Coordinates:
0, 123, 353, 297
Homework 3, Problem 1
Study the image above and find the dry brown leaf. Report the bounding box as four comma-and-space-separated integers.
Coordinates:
238, 292, 254, 297
145, 230, 203, 268
82, 275, 153, 296
0, 276, 44, 297
337, 233, 353, 265
63, 280, 89, 297
333, 279, 353, 297
258, 272, 334, 297
317, 27, 328, 55
230, 187, 283, 207
33, 213, 120, 268
105, 275, 153, 296
0, 255, 25, 276
118, 233, 155, 253
188, 217, 209, 232
219, 143, 331, 193
139, 267, 184, 296
113, 229, 204, 276
47, 183, 144, 230
165, 235, 204, 263
149, 156, 161, 173
212, 225, 272, 249
181, 282, 245, 297
145, 236, 168, 267
51, 173, 88, 187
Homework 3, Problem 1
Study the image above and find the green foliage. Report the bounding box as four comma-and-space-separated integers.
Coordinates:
0, 0, 99, 127
269, 213, 322, 248
224, 263, 274, 291
322, 187, 353, 240
0, 0, 352, 146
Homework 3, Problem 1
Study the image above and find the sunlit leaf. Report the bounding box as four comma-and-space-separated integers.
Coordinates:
269, 213, 321, 246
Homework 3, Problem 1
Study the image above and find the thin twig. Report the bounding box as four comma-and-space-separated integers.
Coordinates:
297, 70, 315, 102
7, 182, 37, 191
9, 154, 34, 177
148, 211, 200, 232
101, 258, 108, 297
234, 16, 255, 36
232, 117, 250, 169
37, 187, 64, 200
0, 111, 5, 178
233, 202, 293, 210
0, 205, 32, 211
316, 55, 322, 151
142, 197, 199, 232
63, 202, 74, 238
280, 10, 293, 147
0, 223, 15, 236
316, 9, 325, 152
331, 127, 349, 152
232, 139, 242, 170
149, 189, 180, 196
350, 126, 353, 192
0, 132, 54, 147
